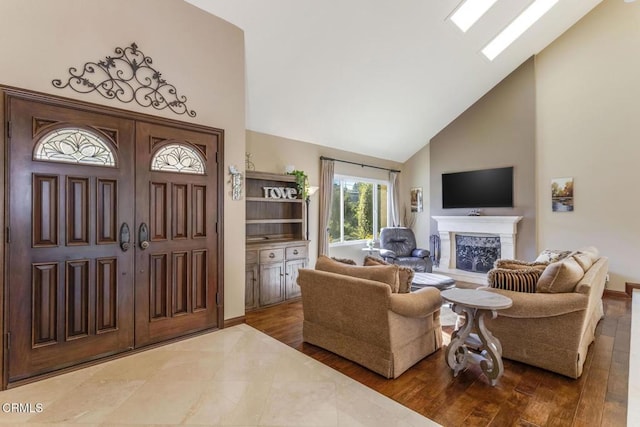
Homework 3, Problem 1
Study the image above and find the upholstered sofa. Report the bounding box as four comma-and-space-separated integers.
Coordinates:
297, 256, 443, 378
480, 249, 608, 378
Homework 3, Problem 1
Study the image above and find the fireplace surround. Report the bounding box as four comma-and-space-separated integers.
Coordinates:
432, 216, 523, 284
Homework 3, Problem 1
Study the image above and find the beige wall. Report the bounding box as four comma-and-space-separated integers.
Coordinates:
0, 0, 247, 319
536, 0, 640, 292
246, 131, 402, 265
399, 143, 431, 250
427, 58, 537, 262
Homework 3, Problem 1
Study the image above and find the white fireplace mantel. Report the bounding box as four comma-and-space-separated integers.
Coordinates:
432, 216, 523, 284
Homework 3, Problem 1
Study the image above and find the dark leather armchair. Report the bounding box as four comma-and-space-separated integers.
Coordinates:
379, 227, 433, 272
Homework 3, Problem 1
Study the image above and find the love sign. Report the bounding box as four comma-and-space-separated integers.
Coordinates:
263, 187, 298, 199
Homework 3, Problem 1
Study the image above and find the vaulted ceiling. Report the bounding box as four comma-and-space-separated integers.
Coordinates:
186, 0, 602, 162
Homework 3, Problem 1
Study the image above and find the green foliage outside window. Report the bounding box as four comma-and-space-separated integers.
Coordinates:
329, 178, 387, 244
356, 183, 373, 240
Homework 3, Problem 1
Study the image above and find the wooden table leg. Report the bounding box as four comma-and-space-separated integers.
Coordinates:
445, 305, 505, 386
445, 303, 475, 376
474, 308, 504, 386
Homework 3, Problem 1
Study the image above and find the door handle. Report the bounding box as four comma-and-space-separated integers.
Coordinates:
139, 223, 149, 250
119, 223, 131, 252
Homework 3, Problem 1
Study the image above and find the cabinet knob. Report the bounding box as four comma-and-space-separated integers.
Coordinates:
293, 249, 299, 255
269, 253, 275, 259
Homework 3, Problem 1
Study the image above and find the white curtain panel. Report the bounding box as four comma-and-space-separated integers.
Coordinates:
318, 158, 335, 255
389, 171, 401, 227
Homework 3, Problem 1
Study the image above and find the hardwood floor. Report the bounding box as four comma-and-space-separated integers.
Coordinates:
246, 296, 630, 426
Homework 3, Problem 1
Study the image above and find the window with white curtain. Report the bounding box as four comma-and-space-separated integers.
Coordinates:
329, 175, 389, 245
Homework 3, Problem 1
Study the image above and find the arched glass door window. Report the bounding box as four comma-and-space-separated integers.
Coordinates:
33, 128, 116, 167
150, 143, 205, 175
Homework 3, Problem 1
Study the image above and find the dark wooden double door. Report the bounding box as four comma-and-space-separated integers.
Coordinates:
6, 95, 221, 384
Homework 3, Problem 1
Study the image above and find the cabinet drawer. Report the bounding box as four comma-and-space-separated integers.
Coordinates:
286, 246, 307, 260
260, 248, 284, 263
246, 250, 258, 264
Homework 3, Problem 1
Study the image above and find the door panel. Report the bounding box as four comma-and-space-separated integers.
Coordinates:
134, 122, 219, 347
192, 249, 208, 311
96, 179, 118, 244
7, 97, 135, 383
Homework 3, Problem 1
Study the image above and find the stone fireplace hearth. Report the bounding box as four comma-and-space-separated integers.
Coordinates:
432, 216, 523, 284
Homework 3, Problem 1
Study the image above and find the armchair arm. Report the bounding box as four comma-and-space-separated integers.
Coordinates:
480, 288, 588, 318
379, 248, 397, 260
389, 287, 442, 318
411, 248, 430, 258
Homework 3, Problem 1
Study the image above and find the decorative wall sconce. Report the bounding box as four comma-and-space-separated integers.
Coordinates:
228, 165, 243, 200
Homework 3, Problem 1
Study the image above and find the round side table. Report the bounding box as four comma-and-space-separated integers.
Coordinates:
441, 288, 512, 386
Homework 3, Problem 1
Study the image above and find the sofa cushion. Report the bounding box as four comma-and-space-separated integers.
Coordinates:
315, 255, 400, 292
535, 249, 572, 264
536, 257, 585, 293
494, 259, 548, 270
487, 267, 541, 293
363, 255, 413, 293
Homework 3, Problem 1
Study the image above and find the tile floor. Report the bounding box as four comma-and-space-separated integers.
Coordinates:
0, 324, 440, 426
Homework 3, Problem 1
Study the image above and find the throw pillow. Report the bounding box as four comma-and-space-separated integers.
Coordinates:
571, 252, 593, 272
315, 255, 400, 292
576, 246, 599, 262
535, 249, 572, 264
331, 257, 357, 265
363, 255, 386, 266
487, 267, 541, 293
363, 255, 414, 293
494, 259, 548, 271
536, 257, 584, 293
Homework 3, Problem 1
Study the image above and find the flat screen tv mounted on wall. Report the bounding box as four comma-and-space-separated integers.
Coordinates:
442, 166, 513, 209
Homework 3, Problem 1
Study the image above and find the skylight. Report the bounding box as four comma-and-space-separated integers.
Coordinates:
450, 0, 499, 32
482, 0, 560, 61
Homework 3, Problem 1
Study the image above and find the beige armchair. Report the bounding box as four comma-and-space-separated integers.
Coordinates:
297, 268, 443, 378
480, 256, 608, 378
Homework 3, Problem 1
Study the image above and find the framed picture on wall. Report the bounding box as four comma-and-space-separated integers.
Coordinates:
551, 177, 574, 212
410, 187, 423, 212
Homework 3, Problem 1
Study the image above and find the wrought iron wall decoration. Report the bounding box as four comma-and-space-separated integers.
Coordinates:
52, 42, 196, 117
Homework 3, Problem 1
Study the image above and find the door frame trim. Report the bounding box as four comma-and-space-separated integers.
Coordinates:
0, 85, 225, 389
